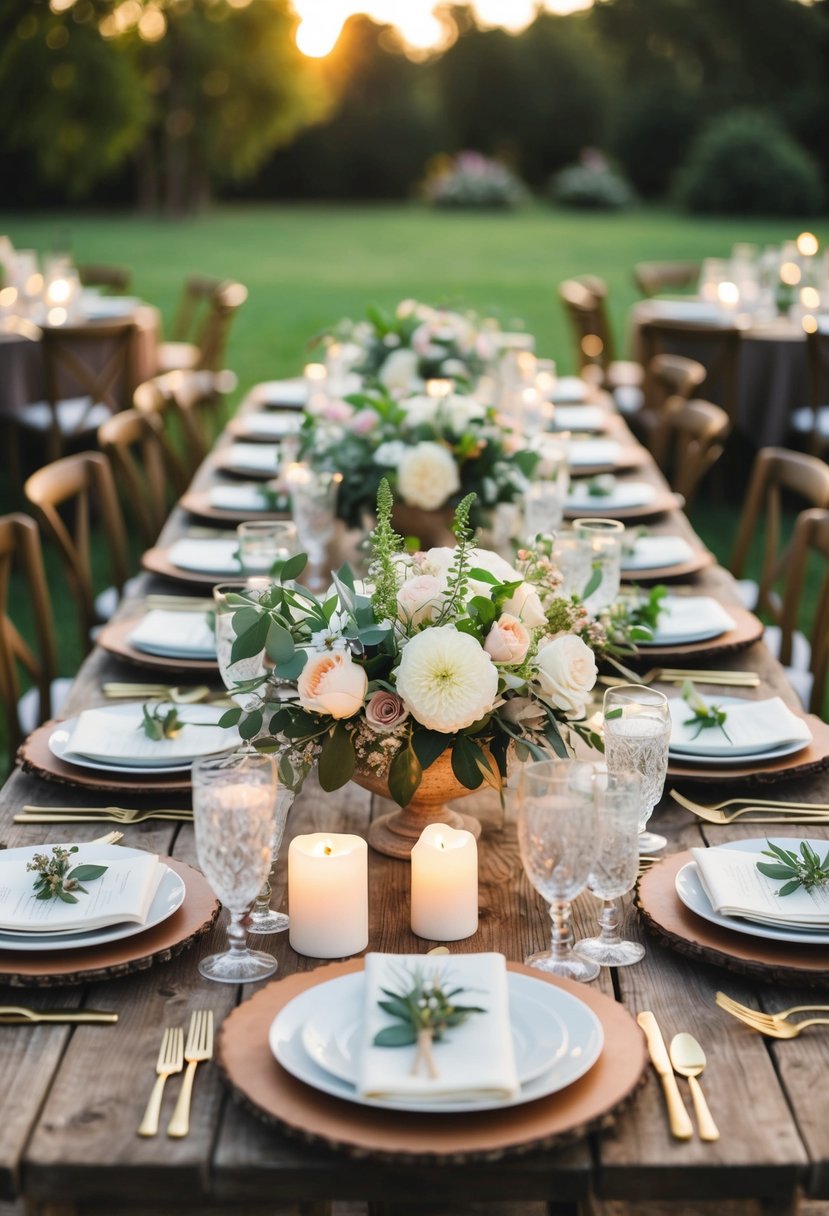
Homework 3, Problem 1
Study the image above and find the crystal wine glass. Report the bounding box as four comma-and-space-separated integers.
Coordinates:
247, 781, 295, 935
572, 517, 625, 613
191, 751, 278, 983
285, 463, 342, 593
517, 758, 599, 982
576, 768, 645, 967
236, 520, 297, 580
602, 684, 671, 853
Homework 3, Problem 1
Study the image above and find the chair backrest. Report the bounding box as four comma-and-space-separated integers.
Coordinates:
0, 513, 58, 756
77, 263, 132, 294
133, 369, 225, 475
778, 508, 829, 714
24, 452, 129, 652
638, 316, 743, 425
663, 397, 731, 510
195, 280, 248, 372
803, 325, 829, 455
98, 408, 187, 546
171, 274, 224, 344
641, 353, 708, 464
729, 446, 829, 621
558, 276, 615, 379
40, 319, 136, 453
633, 261, 700, 298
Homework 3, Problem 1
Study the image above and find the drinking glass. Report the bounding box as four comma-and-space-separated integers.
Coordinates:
192, 751, 278, 983
285, 463, 342, 592
517, 758, 599, 982
602, 685, 671, 853
523, 479, 565, 540
573, 517, 624, 613
213, 582, 270, 708
247, 782, 295, 935
236, 520, 297, 580
576, 769, 645, 967
552, 531, 593, 598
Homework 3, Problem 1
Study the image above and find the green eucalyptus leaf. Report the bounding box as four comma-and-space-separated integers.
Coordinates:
388, 743, 422, 809
318, 723, 355, 791
266, 621, 296, 664
373, 1024, 418, 1048
67, 865, 108, 883
451, 735, 485, 790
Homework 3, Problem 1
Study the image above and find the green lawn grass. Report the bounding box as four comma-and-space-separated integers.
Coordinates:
1, 202, 826, 776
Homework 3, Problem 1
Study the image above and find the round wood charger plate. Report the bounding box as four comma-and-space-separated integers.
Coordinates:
20, 720, 194, 794
667, 710, 829, 785
97, 616, 218, 672
216, 959, 646, 1163
563, 487, 682, 521
0, 859, 219, 988
141, 547, 240, 588
179, 488, 288, 525
636, 851, 829, 988
634, 603, 764, 659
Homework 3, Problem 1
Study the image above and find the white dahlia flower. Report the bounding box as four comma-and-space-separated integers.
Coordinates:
395, 625, 498, 733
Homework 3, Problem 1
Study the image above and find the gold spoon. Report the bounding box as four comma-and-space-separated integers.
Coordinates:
669, 1032, 719, 1141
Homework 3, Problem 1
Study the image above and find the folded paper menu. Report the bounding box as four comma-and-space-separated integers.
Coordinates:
357, 952, 520, 1103
644, 596, 735, 645
129, 610, 216, 659
621, 536, 694, 571
0, 849, 166, 933
219, 443, 280, 475
66, 704, 239, 766
235, 412, 302, 440
567, 440, 622, 469
669, 696, 812, 757
567, 480, 655, 511
167, 539, 242, 575
692, 845, 829, 926
550, 406, 606, 433
208, 483, 273, 512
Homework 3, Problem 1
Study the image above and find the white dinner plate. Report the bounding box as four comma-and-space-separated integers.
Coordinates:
0, 844, 185, 952
269, 969, 604, 1114
549, 376, 589, 403
566, 481, 656, 512
637, 595, 735, 646
675, 838, 829, 945
216, 443, 280, 478
621, 536, 695, 572
233, 413, 302, 441
252, 378, 308, 409
668, 696, 811, 763
549, 406, 606, 433
50, 704, 239, 775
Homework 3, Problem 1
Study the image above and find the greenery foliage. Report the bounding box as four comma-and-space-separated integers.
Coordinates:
549, 152, 636, 211
422, 152, 528, 210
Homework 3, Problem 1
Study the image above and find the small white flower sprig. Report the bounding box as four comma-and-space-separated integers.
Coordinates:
373, 963, 487, 1080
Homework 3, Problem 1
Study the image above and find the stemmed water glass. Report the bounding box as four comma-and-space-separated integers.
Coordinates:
576, 769, 645, 967
516, 758, 599, 983
246, 781, 295, 936
602, 684, 671, 853
191, 751, 278, 983
236, 520, 297, 580
285, 463, 342, 593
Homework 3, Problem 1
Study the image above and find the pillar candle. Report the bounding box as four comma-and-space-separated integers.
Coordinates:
410, 823, 478, 942
288, 833, 368, 958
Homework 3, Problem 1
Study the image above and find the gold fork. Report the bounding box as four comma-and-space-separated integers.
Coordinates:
600, 668, 760, 688
103, 684, 215, 703
671, 790, 829, 824
167, 1011, 214, 1138
715, 1002, 829, 1039
138, 1027, 185, 1137
716, 993, 829, 1026
16, 808, 192, 825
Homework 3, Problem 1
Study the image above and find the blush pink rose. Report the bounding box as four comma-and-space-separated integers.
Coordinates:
484, 613, 531, 664
364, 690, 409, 733
350, 408, 379, 435
397, 574, 443, 627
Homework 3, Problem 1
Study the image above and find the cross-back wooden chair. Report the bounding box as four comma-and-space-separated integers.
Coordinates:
157, 276, 247, 375
133, 369, 226, 477
661, 397, 731, 511
638, 352, 708, 464
776, 508, 829, 714
77, 263, 132, 294
638, 316, 742, 425
0, 513, 60, 758
98, 408, 188, 547
24, 452, 130, 653
729, 447, 829, 621
16, 319, 136, 463
789, 324, 829, 457
633, 260, 700, 298
558, 276, 643, 407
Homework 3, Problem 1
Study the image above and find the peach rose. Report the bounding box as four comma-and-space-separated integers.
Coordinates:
484, 613, 531, 665
297, 649, 367, 719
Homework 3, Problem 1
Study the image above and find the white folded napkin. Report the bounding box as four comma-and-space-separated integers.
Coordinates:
550, 406, 606, 433
357, 952, 520, 1103
644, 596, 735, 645
128, 610, 216, 659
66, 704, 239, 767
621, 536, 695, 571
168, 539, 242, 575
567, 440, 622, 469
235, 412, 302, 440
219, 443, 280, 475
567, 480, 655, 511
691, 844, 829, 926
670, 695, 812, 757
549, 376, 589, 403
208, 483, 273, 512
252, 378, 308, 408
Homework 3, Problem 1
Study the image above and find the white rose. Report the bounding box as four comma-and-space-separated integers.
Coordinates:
374, 440, 407, 467
502, 696, 546, 728
397, 442, 460, 511
379, 348, 419, 394
441, 393, 485, 433
395, 625, 498, 733
402, 395, 439, 429
297, 649, 367, 719
534, 635, 597, 720
484, 613, 531, 664
397, 574, 444, 627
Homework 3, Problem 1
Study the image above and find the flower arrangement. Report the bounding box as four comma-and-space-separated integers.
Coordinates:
218, 483, 609, 810
422, 151, 529, 210
297, 385, 538, 529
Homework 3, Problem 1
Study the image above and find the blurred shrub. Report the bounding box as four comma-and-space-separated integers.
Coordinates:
613, 81, 701, 199
674, 109, 825, 215
421, 151, 528, 209
549, 150, 636, 210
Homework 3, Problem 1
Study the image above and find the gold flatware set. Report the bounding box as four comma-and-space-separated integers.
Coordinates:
102, 683, 223, 704
601, 667, 760, 689
167, 1010, 215, 1138
0, 1007, 119, 1025
671, 789, 829, 825
15, 805, 192, 826
142, 595, 214, 612
637, 1011, 719, 1141
716, 993, 829, 1039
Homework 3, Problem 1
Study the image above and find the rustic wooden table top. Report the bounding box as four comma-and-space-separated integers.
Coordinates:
2, 385, 827, 1216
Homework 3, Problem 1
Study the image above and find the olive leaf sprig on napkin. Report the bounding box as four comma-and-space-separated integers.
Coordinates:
26, 846, 108, 904
373, 965, 486, 1079
757, 840, 829, 896
681, 680, 731, 742
139, 702, 220, 740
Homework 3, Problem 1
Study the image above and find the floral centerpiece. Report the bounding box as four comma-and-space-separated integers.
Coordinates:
219, 483, 611, 856
422, 151, 529, 211
297, 386, 538, 530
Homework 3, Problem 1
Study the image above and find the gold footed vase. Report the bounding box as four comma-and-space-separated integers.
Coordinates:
353, 750, 485, 860
391, 503, 455, 549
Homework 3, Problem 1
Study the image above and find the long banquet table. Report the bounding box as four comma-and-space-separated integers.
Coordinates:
1, 383, 828, 1216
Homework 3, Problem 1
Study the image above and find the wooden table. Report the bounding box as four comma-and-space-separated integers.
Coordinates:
2, 385, 828, 1216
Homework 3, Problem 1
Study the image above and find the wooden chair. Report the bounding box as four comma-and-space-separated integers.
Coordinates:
776, 507, 829, 713
77, 263, 132, 294
558, 276, 643, 405
14, 319, 136, 462
133, 369, 228, 477
729, 447, 829, 620
789, 324, 829, 457
157, 277, 247, 375
638, 316, 742, 425
638, 352, 708, 464
0, 513, 61, 758
661, 397, 731, 511
98, 408, 189, 547
633, 260, 700, 298
24, 452, 130, 653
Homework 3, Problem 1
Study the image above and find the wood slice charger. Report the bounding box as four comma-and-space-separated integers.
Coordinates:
666, 711, 829, 785
20, 719, 194, 794
96, 616, 218, 673
216, 959, 646, 1163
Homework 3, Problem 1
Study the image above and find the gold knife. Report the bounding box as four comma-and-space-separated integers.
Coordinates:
637, 1011, 694, 1140
0, 1008, 118, 1025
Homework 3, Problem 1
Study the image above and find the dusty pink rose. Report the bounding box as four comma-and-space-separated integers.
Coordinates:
484, 613, 531, 664
350, 408, 379, 435
297, 649, 367, 719
364, 690, 409, 733
397, 574, 443, 627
